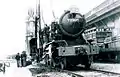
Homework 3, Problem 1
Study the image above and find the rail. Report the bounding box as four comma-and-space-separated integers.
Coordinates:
91, 68, 120, 75
34, 63, 120, 77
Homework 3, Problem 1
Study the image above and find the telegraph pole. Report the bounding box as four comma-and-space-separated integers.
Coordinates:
35, 0, 43, 59
38, 0, 42, 46
36, 0, 42, 46
35, 0, 41, 54
35, 16, 38, 50
38, 0, 41, 32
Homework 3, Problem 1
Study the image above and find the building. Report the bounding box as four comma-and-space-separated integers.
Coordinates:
84, 0, 120, 46
84, 0, 120, 61
83, 27, 112, 46
25, 17, 36, 56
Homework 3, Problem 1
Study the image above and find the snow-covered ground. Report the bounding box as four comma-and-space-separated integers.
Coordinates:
71, 63, 120, 77
1, 60, 120, 77
0, 60, 32, 77
34, 72, 71, 77
91, 63, 120, 73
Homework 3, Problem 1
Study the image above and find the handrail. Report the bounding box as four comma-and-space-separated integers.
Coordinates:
100, 48, 120, 52
86, 0, 120, 23
85, 0, 116, 18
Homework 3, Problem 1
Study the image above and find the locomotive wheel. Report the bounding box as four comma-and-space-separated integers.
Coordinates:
52, 60, 56, 67
85, 63, 91, 69
60, 62, 65, 70
60, 58, 67, 70
50, 58, 56, 67
45, 55, 49, 65
85, 55, 93, 69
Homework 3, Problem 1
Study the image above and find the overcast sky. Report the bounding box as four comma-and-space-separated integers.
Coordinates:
0, 0, 106, 59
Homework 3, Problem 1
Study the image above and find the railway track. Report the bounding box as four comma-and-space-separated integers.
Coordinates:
58, 67, 120, 77
90, 68, 120, 75
30, 63, 84, 77
65, 66, 120, 77
58, 69, 84, 77
31, 63, 120, 77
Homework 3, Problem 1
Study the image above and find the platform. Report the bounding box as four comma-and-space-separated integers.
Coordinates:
0, 61, 32, 77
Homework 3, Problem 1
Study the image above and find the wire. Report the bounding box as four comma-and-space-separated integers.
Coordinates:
41, 9, 46, 25
50, 0, 58, 20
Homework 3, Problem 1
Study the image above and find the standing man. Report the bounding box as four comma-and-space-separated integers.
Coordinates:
15, 53, 20, 67
21, 51, 27, 67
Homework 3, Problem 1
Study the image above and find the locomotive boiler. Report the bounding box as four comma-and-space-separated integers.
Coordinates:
42, 10, 97, 69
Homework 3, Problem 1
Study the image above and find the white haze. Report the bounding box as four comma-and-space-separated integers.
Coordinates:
0, 0, 105, 59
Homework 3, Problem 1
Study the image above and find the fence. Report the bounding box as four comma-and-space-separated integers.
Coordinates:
0, 60, 11, 74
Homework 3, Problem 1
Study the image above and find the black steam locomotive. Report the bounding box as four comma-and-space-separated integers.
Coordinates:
41, 10, 98, 69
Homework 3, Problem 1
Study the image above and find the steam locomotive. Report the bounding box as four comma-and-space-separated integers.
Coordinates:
40, 10, 98, 69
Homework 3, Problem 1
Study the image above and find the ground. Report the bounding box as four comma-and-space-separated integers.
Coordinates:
91, 63, 120, 73
0, 59, 120, 77
0, 60, 32, 77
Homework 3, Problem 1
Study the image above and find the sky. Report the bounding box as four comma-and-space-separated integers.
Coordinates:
0, 0, 106, 59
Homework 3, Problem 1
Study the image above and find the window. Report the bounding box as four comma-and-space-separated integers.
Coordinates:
105, 44, 109, 48
96, 29, 98, 31
68, 13, 76, 19
92, 33, 96, 38
104, 29, 106, 31
101, 29, 104, 32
